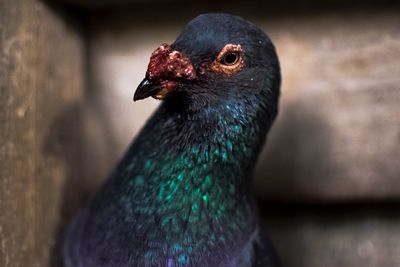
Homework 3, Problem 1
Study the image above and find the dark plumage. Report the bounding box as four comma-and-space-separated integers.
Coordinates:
64, 13, 281, 267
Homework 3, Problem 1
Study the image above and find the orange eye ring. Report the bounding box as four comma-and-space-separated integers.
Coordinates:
211, 44, 244, 75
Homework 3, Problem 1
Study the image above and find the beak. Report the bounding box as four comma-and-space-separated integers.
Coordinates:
133, 43, 196, 102
133, 76, 177, 102
134, 77, 157, 101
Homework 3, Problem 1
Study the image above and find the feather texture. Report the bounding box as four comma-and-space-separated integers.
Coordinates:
64, 13, 281, 267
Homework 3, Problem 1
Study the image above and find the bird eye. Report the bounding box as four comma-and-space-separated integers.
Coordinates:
210, 44, 244, 75
221, 52, 240, 66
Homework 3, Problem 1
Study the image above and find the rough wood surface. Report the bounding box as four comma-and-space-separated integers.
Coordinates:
0, 0, 85, 266
255, 10, 400, 200
265, 205, 400, 267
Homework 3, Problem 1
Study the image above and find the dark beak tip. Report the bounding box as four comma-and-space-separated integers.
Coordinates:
133, 90, 143, 102
134, 77, 153, 102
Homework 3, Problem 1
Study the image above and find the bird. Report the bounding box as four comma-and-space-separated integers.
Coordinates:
63, 13, 281, 267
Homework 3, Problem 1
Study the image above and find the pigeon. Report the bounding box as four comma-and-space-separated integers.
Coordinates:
64, 13, 281, 267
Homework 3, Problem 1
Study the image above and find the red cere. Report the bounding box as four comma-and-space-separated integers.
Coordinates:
147, 43, 196, 81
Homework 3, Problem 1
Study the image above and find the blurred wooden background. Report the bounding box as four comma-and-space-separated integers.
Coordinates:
1, 0, 400, 266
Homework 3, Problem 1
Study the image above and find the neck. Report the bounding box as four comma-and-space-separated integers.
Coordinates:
114, 96, 269, 262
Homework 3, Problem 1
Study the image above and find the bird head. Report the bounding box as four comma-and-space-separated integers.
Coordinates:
134, 13, 280, 117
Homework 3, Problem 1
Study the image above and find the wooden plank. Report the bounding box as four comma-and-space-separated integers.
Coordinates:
255, 10, 400, 200
264, 205, 400, 267
0, 0, 85, 266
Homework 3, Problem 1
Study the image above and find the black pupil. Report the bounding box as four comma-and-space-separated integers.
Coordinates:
223, 53, 238, 65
